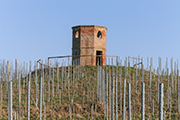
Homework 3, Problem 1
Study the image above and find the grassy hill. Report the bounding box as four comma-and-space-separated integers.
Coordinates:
0, 65, 179, 119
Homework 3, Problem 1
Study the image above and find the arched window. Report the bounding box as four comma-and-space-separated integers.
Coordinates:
97, 31, 102, 38
75, 31, 79, 38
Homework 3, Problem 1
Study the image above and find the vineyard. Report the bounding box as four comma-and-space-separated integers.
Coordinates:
0, 57, 180, 120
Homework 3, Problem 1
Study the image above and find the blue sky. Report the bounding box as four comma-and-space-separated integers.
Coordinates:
0, 0, 180, 68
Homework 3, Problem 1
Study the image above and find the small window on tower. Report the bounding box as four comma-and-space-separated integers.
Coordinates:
75, 31, 79, 38
97, 31, 102, 38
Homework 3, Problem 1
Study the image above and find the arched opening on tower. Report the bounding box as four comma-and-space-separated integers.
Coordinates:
96, 51, 102, 66
97, 31, 102, 38
75, 31, 79, 38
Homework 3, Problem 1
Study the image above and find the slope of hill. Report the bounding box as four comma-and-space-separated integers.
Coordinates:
0, 65, 179, 119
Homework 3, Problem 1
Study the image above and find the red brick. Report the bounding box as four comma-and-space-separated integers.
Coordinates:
72, 25, 107, 66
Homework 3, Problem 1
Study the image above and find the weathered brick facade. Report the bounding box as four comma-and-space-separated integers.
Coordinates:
72, 25, 107, 66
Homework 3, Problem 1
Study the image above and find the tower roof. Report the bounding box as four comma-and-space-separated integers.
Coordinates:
72, 25, 108, 30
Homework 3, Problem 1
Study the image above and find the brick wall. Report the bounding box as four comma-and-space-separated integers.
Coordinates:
72, 25, 107, 66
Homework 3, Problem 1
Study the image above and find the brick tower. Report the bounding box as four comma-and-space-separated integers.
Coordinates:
72, 25, 107, 66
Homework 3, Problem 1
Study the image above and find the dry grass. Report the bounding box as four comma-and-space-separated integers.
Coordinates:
0, 66, 179, 119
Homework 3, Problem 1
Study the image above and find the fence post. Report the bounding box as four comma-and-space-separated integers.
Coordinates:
68, 58, 70, 100
52, 67, 54, 98
27, 61, 31, 120
178, 69, 180, 114
48, 62, 51, 102
159, 83, 164, 120
123, 79, 126, 120
111, 58, 115, 120
106, 73, 108, 120
35, 62, 38, 106
112, 72, 114, 120
97, 63, 99, 101
142, 57, 144, 83
27, 80, 30, 120
109, 63, 111, 120
0, 73, 2, 119
128, 82, 131, 120
15, 59, 18, 81
125, 57, 127, 80
64, 62, 67, 89
18, 74, 21, 120
103, 70, 105, 116
169, 88, 172, 119
175, 62, 177, 91
39, 77, 42, 120
115, 57, 118, 120
171, 58, 174, 90
141, 82, 145, 120
57, 61, 59, 94
167, 68, 169, 108
157, 67, 159, 103
7, 61, 9, 89
135, 59, 137, 93
61, 61, 64, 91
8, 81, 12, 120
119, 60, 122, 116
149, 64, 152, 102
